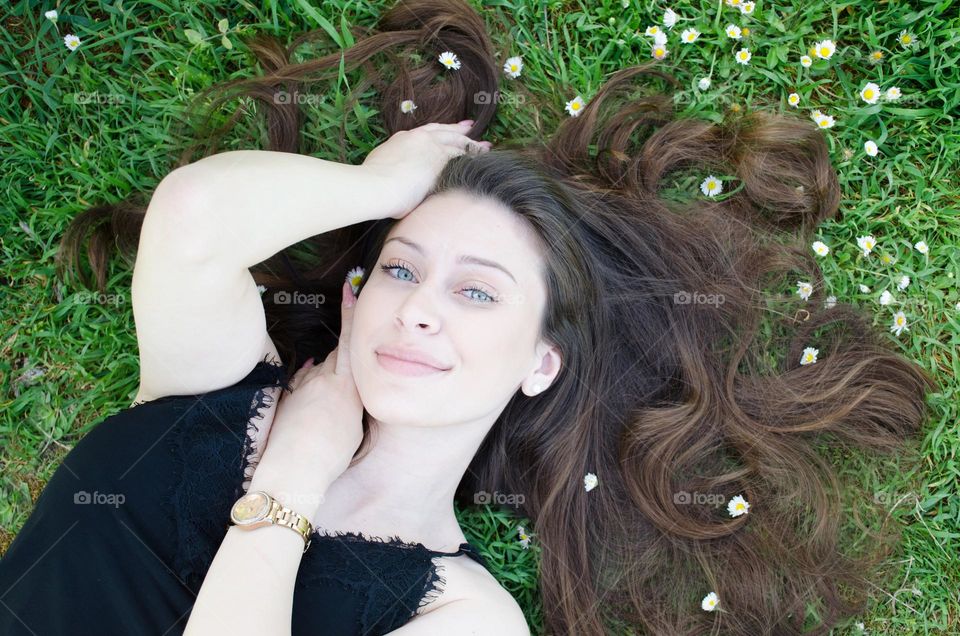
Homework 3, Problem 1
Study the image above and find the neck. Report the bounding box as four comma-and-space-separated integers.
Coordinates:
320, 415, 493, 546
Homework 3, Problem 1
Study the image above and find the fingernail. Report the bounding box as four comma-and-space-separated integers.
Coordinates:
343, 281, 356, 308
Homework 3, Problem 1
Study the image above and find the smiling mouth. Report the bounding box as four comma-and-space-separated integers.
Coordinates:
376, 353, 450, 377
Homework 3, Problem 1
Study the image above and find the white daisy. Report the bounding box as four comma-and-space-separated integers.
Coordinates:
914, 240, 929, 255
698, 77, 711, 90
663, 8, 677, 28
898, 30, 915, 47
879, 290, 894, 305
800, 346, 819, 365
886, 86, 902, 101
651, 44, 669, 60
856, 235, 877, 256
897, 275, 910, 290
727, 494, 750, 517
681, 28, 700, 44
400, 99, 417, 114
584, 472, 599, 491
725, 24, 742, 40
824, 295, 837, 309
860, 82, 881, 104
788, 92, 800, 107
735, 48, 752, 65
517, 525, 532, 549
45, 9, 58, 21
700, 175, 723, 197
63, 34, 81, 51
702, 591, 719, 611
812, 241, 830, 256
814, 39, 836, 59
810, 110, 835, 129
859, 284, 871, 294
740, 1, 755, 15
651, 30, 668, 46
346, 266, 365, 295
503, 56, 523, 78
565, 95, 585, 117
796, 281, 813, 300
438, 51, 461, 70
890, 311, 908, 336
800, 55, 813, 68
864, 140, 879, 156
644, 25, 662, 37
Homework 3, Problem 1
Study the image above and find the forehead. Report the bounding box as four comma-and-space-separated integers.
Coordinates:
384, 189, 544, 281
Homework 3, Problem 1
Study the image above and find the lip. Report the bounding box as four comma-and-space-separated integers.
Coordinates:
376, 353, 450, 376
375, 346, 452, 371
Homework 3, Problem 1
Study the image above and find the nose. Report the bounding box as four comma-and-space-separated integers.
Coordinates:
393, 288, 441, 333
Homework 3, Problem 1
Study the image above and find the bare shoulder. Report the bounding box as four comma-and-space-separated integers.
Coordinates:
385, 554, 529, 635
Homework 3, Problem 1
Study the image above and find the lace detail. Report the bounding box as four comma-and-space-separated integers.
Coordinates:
297, 529, 488, 633
162, 355, 290, 591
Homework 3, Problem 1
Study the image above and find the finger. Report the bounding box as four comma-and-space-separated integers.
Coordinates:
286, 357, 315, 393
335, 280, 355, 376
419, 120, 475, 132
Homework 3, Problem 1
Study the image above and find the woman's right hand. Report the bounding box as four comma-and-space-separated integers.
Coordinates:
360, 120, 492, 220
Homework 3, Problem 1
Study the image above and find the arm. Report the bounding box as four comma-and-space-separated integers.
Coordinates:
130, 150, 388, 401
183, 487, 328, 636
171, 150, 400, 269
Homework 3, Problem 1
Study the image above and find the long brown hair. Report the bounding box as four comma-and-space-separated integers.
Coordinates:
56, 0, 937, 633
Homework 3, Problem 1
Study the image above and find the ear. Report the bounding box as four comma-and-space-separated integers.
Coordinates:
522, 341, 562, 397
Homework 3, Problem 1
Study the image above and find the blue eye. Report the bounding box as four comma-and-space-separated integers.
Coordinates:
378, 261, 499, 304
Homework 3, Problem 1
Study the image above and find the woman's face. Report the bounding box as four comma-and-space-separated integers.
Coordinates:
349, 188, 559, 428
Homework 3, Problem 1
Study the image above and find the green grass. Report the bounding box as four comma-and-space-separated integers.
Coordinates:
1, 0, 958, 634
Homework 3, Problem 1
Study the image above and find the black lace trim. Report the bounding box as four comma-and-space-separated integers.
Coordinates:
161, 355, 290, 591
297, 528, 489, 632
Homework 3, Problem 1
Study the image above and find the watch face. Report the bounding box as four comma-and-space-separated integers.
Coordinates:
231, 492, 269, 525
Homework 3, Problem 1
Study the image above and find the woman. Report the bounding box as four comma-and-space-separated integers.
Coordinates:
0, 0, 937, 634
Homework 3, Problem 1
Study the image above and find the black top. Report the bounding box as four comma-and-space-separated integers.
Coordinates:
0, 358, 489, 635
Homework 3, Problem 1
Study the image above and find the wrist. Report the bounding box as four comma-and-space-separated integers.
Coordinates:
354, 165, 408, 221
245, 481, 327, 520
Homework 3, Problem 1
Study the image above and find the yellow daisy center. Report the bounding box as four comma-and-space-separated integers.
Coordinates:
572, 102, 580, 110
864, 89, 874, 99
872, 51, 883, 59
820, 46, 830, 56
742, 28, 750, 36
901, 35, 912, 44
510, 64, 517, 71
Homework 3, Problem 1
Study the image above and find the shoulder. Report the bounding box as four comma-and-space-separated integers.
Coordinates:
386, 554, 529, 635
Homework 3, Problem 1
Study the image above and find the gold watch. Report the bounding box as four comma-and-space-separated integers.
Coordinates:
229, 490, 314, 553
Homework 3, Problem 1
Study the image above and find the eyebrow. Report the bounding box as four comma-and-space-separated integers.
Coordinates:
383, 236, 518, 285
